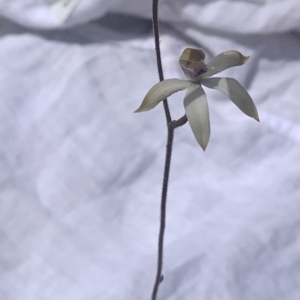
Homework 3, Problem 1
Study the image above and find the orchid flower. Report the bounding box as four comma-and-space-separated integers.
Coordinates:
135, 48, 259, 150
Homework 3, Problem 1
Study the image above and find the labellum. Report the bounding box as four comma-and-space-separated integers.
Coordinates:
179, 48, 208, 81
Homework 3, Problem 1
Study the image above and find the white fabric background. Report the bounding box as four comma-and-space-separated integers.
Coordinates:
0, 0, 300, 299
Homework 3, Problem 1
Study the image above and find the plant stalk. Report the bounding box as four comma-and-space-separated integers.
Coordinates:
151, 0, 173, 299
151, 1, 188, 299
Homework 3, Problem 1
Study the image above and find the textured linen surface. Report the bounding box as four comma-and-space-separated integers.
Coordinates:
0, 1, 300, 300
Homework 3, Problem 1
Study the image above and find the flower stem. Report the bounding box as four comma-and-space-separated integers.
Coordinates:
152, 0, 171, 124
151, 124, 173, 300
151, 0, 176, 299
171, 115, 188, 129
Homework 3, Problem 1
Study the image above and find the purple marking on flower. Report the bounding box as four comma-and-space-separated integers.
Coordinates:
194, 66, 208, 76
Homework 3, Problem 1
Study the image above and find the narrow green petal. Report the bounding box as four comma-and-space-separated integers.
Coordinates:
201, 77, 259, 121
184, 83, 210, 151
134, 79, 191, 113
200, 50, 249, 79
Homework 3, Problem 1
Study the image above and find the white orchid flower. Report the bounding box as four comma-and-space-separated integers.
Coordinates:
135, 48, 259, 151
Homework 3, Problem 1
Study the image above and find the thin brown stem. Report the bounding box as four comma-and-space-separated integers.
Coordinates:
151, 0, 174, 299
152, 0, 172, 124
151, 124, 174, 300
171, 115, 188, 129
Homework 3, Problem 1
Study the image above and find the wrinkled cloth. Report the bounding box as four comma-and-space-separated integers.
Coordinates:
0, 1, 300, 300
1, 0, 300, 32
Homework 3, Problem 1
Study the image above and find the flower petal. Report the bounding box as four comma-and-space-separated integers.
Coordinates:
200, 50, 249, 79
134, 79, 191, 112
201, 77, 259, 121
184, 83, 210, 151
